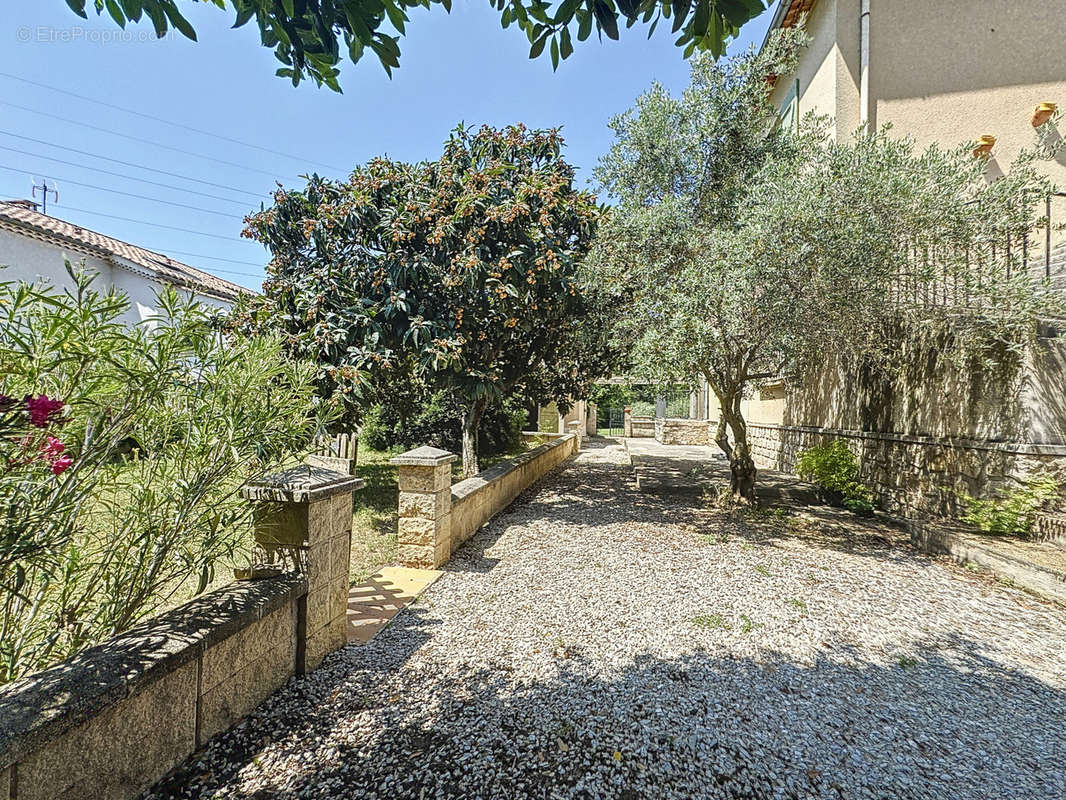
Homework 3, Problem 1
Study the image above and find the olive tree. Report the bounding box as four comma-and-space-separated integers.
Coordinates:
591, 29, 1060, 502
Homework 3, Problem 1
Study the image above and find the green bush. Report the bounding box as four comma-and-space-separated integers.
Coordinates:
960, 474, 1060, 537
0, 267, 326, 683
796, 439, 876, 513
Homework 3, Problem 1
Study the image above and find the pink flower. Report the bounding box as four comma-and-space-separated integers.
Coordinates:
40, 435, 65, 460
50, 454, 73, 475
25, 395, 65, 428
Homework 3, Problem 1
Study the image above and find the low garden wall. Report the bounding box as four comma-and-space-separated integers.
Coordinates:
0, 465, 361, 800
452, 433, 579, 548
393, 433, 580, 569
654, 418, 710, 446
748, 422, 1066, 518
625, 413, 656, 438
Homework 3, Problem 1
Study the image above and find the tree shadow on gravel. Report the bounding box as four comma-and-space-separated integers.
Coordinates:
145, 615, 1066, 800
452, 448, 923, 574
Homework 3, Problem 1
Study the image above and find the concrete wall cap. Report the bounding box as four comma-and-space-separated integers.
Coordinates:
390, 446, 458, 467
242, 465, 364, 503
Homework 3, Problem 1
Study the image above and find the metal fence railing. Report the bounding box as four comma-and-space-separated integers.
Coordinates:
890, 192, 1066, 309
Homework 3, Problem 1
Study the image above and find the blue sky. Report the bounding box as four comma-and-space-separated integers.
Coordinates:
0, 2, 775, 290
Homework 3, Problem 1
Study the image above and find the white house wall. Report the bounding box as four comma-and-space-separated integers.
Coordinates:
0, 230, 231, 325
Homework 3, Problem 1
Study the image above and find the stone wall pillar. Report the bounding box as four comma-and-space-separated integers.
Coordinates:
391, 446, 457, 569
624, 407, 632, 438
242, 465, 363, 672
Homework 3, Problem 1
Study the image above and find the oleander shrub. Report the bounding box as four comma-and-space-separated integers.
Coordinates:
796, 439, 876, 514
0, 266, 326, 683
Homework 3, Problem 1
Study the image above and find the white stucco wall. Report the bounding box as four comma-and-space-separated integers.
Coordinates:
769, 0, 862, 142
0, 230, 231, 326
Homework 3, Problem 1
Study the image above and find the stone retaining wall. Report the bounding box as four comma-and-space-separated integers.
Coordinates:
627, 415, 656, 438
654, 418, 711, 446
748, 422, 1066, 518
0, 465, 361, 800
393, 434, 579, 569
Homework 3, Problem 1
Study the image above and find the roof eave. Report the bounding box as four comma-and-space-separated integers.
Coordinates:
760, 0, 795, 52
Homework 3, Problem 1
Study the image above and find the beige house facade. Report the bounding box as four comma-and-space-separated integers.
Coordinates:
735, 0, 1066, 516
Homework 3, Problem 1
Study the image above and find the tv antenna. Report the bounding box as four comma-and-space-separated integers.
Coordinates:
31, 177, 58, 214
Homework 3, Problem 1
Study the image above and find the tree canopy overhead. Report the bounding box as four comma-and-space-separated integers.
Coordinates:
64, 0, 765, 90
240, 123, 612, 476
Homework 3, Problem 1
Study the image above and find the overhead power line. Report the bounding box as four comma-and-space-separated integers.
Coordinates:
0, 143, 251, 207
0, 72, 346, 174
39, 204, 244, 242
0, 163, 245, 219
1, 100, 294, 180
165, 249, 267, 269
0, 130, 269, 199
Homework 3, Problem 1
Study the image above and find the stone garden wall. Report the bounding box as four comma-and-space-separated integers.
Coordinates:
748, 422, 1066, 519
393, 433, 579, 569
626, 414, 656, 438
654, 418, 710, 446
0, 465, 362, 800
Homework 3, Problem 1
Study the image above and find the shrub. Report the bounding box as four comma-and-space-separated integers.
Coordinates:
0, 267, 326, 682
796, 439, 876, 513
960, 473, 1060, 537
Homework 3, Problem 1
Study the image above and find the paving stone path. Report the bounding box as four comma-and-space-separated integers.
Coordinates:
148, 439, 1066, 800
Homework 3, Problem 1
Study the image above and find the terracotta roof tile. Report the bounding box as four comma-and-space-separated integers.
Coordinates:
0, 201, 249, 302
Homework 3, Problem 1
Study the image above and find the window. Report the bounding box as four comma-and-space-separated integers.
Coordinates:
778, 78, 800, 133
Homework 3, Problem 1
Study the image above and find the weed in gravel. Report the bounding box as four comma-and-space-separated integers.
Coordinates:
692, 613, 731, 630
739, 614, 762, 634
788, 598, 808, 613
754, 564, 771, 577
898, 655, 919, 669
700, 532, 728, 545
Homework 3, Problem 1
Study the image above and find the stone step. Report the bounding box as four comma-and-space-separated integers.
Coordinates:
913, 522, 1066, 604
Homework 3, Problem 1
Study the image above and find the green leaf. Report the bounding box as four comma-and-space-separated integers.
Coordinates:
692, 0, 708, 36
593, 0, 619, 39
554, 0, 580, 24
145, 3, 168, 37
104, 0, 126, 27
559, 25, 573, 58
65, 0, 88, 19
671, 0, 689, 33
550, 35, 559, 69
282, 0, 295, 16
385, 1, 407, 33
232, 5, 256, 28
162, 3, 197, 41
577, 9, 593, 40
529, 31, 549, 58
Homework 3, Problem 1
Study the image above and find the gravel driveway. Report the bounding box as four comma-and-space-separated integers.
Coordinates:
149, 439, 1066, 800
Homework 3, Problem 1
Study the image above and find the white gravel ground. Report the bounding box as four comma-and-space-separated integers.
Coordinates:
148, 439, 1066, 800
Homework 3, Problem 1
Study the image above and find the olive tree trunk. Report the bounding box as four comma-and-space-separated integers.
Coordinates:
710, 386, 758, 504
461, 396, 489, 478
